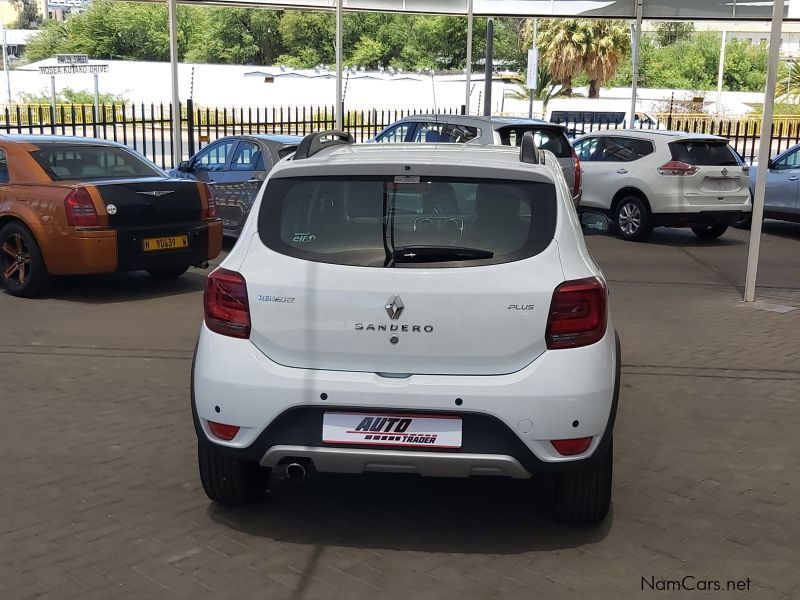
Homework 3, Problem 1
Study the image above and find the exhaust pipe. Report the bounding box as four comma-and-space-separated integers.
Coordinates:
194, 260, 210, 269
285, 462, 307, 479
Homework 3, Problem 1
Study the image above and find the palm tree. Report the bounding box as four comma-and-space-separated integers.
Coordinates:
535, 20, 588, 96
506, 64, 563, 114
582, 20, 630, 98
533, 19, 630, 98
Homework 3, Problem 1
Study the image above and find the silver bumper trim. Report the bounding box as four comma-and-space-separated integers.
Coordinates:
260, 445, 532, 479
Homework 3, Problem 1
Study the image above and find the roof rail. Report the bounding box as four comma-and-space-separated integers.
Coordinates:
519, 131, 544, 165
293, 130, 354, 160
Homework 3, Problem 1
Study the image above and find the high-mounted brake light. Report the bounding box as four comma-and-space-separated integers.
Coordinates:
571, 145, 582, 199
208, 421, 240, 441
204, 268, 251, 338
546, 277, 607, 349
658, 160, 699, 176
64, 187, 100, 227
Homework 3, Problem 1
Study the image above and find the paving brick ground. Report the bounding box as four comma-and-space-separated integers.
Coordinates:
1, 222, 799, 600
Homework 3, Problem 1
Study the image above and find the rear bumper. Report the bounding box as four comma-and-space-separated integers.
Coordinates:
652, 210, 750, 227
115, 219, 221, 272
49, 219, 222, 275
191, 326, 620, 478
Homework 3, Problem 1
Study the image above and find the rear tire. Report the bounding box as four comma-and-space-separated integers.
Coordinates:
691, 223, 728, 240
0, 222, 52, 297
198, 444, 267, 506
613, 196, 652, 242
147, 265, 190, 279
554, 438, 613, 524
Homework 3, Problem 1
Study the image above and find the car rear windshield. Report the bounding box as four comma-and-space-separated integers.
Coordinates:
497, 127, 571, 158
31, 144, 162, 181
669, 141, 739, 166
551, 111, 626, 125
258, 176, 557, 268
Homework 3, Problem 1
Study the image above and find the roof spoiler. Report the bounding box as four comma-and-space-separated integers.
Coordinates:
294, 130, 354, 160
519, 131, 544, 165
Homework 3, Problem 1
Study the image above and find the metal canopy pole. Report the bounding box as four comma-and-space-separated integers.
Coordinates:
716, 30, 728, 110
629, 0, 643, 126
745, 0, 785, 302
483, 18, 493, 116
335, 0, 343, 130
167, 0, 182, 166
464, 0, 474, 114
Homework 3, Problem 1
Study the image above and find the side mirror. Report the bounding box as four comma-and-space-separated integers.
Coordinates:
580, 212, 611, 234
178, 160, 192, 172
767, 158, 775, 170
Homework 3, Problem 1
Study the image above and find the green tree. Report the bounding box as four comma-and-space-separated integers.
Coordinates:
11, 0, 42, 30
277, 11, 334, 67
653, 22, 694, 47
536, 20, 588, 96
185, 8, 284, 64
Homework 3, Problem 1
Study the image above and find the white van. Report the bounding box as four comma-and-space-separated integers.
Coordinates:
545, 99, 661, 138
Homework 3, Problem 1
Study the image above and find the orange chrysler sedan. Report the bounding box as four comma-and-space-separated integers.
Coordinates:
0, 135, 222, 297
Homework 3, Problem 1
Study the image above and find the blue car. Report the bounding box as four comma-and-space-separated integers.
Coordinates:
748, 144, 800, 224
170, 134, 302, 237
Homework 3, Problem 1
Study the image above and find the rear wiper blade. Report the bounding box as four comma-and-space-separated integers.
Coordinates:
392, 245, 494, 263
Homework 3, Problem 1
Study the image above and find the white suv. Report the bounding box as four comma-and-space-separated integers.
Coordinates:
574, 130, 751, 241
192, 132, 620, 523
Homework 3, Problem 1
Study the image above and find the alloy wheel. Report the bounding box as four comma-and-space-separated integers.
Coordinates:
1, 233, 31, 286
618, 202, 641, 236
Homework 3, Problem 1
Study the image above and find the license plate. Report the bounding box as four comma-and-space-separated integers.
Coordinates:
142, 235, 188, 252
323, 412, 462, 448
704, 178, 738, 192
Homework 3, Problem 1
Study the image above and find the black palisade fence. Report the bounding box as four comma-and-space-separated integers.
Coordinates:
0, 100, 795, 169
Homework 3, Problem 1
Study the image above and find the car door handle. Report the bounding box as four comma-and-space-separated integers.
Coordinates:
788, 176, 798, 181
247, 178, 262, 183
616, 169, 628, 174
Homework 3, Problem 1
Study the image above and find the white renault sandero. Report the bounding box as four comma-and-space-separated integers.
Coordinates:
192, 131, 621, 524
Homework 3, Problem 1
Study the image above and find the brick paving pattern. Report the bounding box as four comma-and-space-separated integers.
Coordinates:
1, 222, 799, 599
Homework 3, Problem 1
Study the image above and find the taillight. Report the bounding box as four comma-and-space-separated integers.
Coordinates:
657, 160, 698, 176
546, 277, 607, 349
208, 421, 240, 441
64, 187, 100, 227
571, 145, 582, 199
202, 183, 218, 218
204, 268, 251, 338
552, 437, 592, 456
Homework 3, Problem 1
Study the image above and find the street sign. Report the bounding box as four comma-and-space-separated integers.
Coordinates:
526, 48, 538, 90
39, 64, 109, 75
56, 54, 89, 64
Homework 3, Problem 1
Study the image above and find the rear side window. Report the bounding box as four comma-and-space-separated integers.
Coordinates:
594, 137, 654, 162
669, 141, 739, 166
258, 176, 557, 268
31, 145, 162, 181
412, 122, 479, 143
498, 128, 571, 158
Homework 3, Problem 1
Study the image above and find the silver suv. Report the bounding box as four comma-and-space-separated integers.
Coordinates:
373, 115, 581, 204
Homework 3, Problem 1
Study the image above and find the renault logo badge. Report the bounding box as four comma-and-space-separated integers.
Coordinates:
385, 295, 404, 320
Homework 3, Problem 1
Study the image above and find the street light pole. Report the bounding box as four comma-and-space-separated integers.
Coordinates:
1, 24, 11, 105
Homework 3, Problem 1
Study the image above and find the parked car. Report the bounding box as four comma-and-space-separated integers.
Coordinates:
745, 144, 800, 224
572, 130, 751, 241
371, 115, 582, 205
0, 135, 222, 297
192, 131, 620, 524
169, 134, 303, 237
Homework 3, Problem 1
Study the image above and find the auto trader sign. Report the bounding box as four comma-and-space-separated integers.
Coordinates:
39, 55, 109, 75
